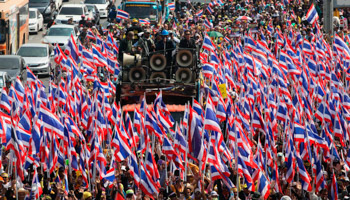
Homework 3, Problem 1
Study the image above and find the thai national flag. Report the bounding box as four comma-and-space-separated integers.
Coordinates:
86, 28, 95, 40
204, 17, 212, 29
195, 9, 203, 17
224, 36, 230, 43
31, 168, 43, 199
0, 89, 11, 114
331, 173, 338, 200
206, 6, 214, 14
202, 33, 215, 52
117, 9, 129, 19
38, 104, 64, 139
168, 2, 175, 11
128, 152, 140, 187
306, 4, 319, 25
139, 19, 150, 25
64, 34, 79, 62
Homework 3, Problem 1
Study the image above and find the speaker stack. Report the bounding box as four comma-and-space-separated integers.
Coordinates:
175, 49, 195, 83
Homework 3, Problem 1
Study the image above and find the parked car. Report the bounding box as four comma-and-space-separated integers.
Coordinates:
42, 24, 79, 51
29, 0, 56, 22
55, 4, 93, 24
0, 55, 26, 79
17, 44, 51, 75
29, 8, 44, 34
84, 0, 109, 18
85, 4, 100, 25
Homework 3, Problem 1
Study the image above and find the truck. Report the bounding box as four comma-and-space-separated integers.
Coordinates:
118, 0, 161, 24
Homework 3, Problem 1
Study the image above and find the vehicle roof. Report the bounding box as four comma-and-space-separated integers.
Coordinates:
61, 4, 86, 8
29, 8, 39, 11
20, 43, 48, 48
49, 24, 75, 28
0, 55, 22, 59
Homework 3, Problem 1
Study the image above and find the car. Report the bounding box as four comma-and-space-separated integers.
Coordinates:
42, 24, 79, 51
29, 8, 44, 34
0, 55, 26, 79
84, 0, 109, 18
17, 44, 51, 75
0, 72, 12, 89
55, 4, 93, 24
85, 4, 100, 25
29, 0, 56, 22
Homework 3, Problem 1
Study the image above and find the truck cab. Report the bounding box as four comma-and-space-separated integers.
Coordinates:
119, 0, 160, 24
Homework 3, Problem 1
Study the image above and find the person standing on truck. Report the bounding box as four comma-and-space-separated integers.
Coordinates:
179, 30, 196, 49
119, 31, 136, 61
127, 19, 143, 43
137, 29, 155, 56
156, 30, 176, 66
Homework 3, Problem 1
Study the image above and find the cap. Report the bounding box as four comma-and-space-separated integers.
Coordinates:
126, 189, 134, 195
121, 166, 126, 171
83, 192, 92, 200
81, 15, 85, 18
132, 18, 138, 23
210, 191, 218, 197
1, 173, 8, 178
194, 188, 201, 194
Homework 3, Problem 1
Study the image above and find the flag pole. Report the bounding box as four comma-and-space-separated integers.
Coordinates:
184, 103, 190, 182
13, 152, 18, 200
234, 119, 239, 200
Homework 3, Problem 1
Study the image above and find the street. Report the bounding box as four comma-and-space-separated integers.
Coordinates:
27, 0, 121, 88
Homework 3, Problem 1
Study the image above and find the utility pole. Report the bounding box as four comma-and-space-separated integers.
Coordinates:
323, 0, 334, 42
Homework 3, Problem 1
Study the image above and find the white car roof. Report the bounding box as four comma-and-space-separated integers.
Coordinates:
61, 4, 86, 8
20, 43, 48, 48
49, 24, 76, 28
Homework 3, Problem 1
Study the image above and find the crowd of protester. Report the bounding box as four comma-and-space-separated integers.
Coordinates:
3, 0, 350, 200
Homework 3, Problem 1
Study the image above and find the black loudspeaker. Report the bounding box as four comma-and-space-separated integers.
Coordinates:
129, 67, 146, 82
150, 72, 166, 83
150, 54, 167, 71
176, 49, 193, 67
175, 68, 192, 83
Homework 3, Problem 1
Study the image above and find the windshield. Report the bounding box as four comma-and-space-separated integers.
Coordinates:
17, 47, 47, 57
0, 58, 20, 69
125, 4, 157, 19
59, 7, 83, 15
85, 0, 106, 4
86, 5, 95, 12
0, 20, 6, 44
29, 11, 36, 18
29, 0, 49, 3
47, 27, 74, 36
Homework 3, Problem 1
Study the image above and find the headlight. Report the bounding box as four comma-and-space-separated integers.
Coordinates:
40, 61, 49, 66
45, 6, 51, 14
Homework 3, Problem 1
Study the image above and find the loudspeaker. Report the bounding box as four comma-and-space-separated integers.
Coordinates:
150, 54, 167, 71
176, 50, 193, 67
123, 53, 142, 67
150, 72, 166, 83
175, 68, 192, 83
129, 67, 146, 82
